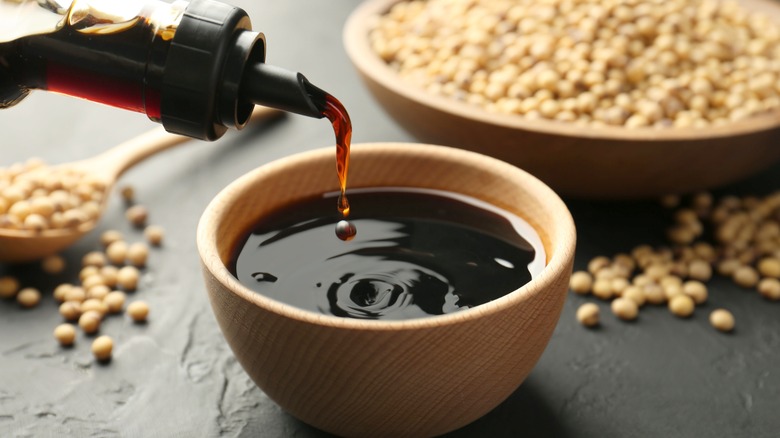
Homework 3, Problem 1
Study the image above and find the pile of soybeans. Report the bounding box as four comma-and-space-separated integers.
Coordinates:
0, 163, 163, 363
571, 191, 780, 332
370, 0, 780, 128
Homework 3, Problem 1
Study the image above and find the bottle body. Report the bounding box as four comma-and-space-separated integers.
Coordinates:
1, 0, 186, 117
0, 0, 266, 140
0, 0, 328, 140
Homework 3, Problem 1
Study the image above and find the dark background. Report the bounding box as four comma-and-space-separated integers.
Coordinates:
2, 1, 779, 437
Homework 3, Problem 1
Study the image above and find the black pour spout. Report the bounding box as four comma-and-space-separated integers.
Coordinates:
240, 63, 327, 120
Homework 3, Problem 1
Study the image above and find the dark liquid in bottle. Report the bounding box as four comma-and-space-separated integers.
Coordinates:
231, 188, 546, 321
7, 4, 177, 120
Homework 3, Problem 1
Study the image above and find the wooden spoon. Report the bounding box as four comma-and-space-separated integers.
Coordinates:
0, 106, 282, 264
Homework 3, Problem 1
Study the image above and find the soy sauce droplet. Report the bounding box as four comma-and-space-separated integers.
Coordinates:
335, 220, 357, 241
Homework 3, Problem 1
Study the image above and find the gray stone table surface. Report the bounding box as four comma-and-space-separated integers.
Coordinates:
2, 1, 780, 437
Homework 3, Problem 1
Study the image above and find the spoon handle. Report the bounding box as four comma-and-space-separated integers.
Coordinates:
87, 106, 283, 179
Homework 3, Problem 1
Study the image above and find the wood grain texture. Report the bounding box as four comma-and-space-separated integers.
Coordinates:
197, 143, 576, 437
343, 0, 780, 199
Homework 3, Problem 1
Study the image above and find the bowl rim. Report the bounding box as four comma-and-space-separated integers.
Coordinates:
343, 0, 780, 141
197, 143, 576, 332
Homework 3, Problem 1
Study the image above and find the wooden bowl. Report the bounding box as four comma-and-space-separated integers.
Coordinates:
197, 143, 576, 437
344, 0, 780, 199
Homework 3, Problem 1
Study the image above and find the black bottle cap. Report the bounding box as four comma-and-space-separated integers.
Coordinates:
161, 0, 263, 140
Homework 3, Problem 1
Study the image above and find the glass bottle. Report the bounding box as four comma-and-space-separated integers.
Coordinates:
0, 0, 327, 140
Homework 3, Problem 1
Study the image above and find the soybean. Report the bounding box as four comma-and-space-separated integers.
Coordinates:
576, 303, 600, 327
758, 278, 780, 301
82, 251, 106, 268
591, 279, 614, 300
569, 271, 593, 295
0, 276, 20, 299
682, 281, 708, 305
91, 335, 113, 361
104, 291, 126, 314
54, 324, 77, 347
78, 310, 102, 334
117, 266, 140, 291
17, 287, 41, 308
59, 301, 82, 321
144, 225, 164, 246
733, 266, 760, 288
611, 298, 639, 321
127, 300, 149, 323
127, 242, 149, 268
106, 241, 128, 265
757, 257, 780, 278
41, 255, 66, 274
53, 283, 73, 303
100, 230, 123, 247
709, 309, 735, 332
668, 295, 695, 318
126, 205, 148, 228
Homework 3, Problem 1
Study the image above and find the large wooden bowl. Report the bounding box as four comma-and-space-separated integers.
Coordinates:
344, 0, 780, 199
197, 143, 576, 437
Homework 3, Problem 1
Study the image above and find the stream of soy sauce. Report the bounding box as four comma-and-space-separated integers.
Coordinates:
319, 93, 357, 241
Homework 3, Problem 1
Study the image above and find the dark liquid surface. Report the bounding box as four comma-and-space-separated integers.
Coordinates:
231, 188, 545, 320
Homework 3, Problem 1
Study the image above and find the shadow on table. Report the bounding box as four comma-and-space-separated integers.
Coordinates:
264, 379, 568, 438
442, 380, 569, 438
